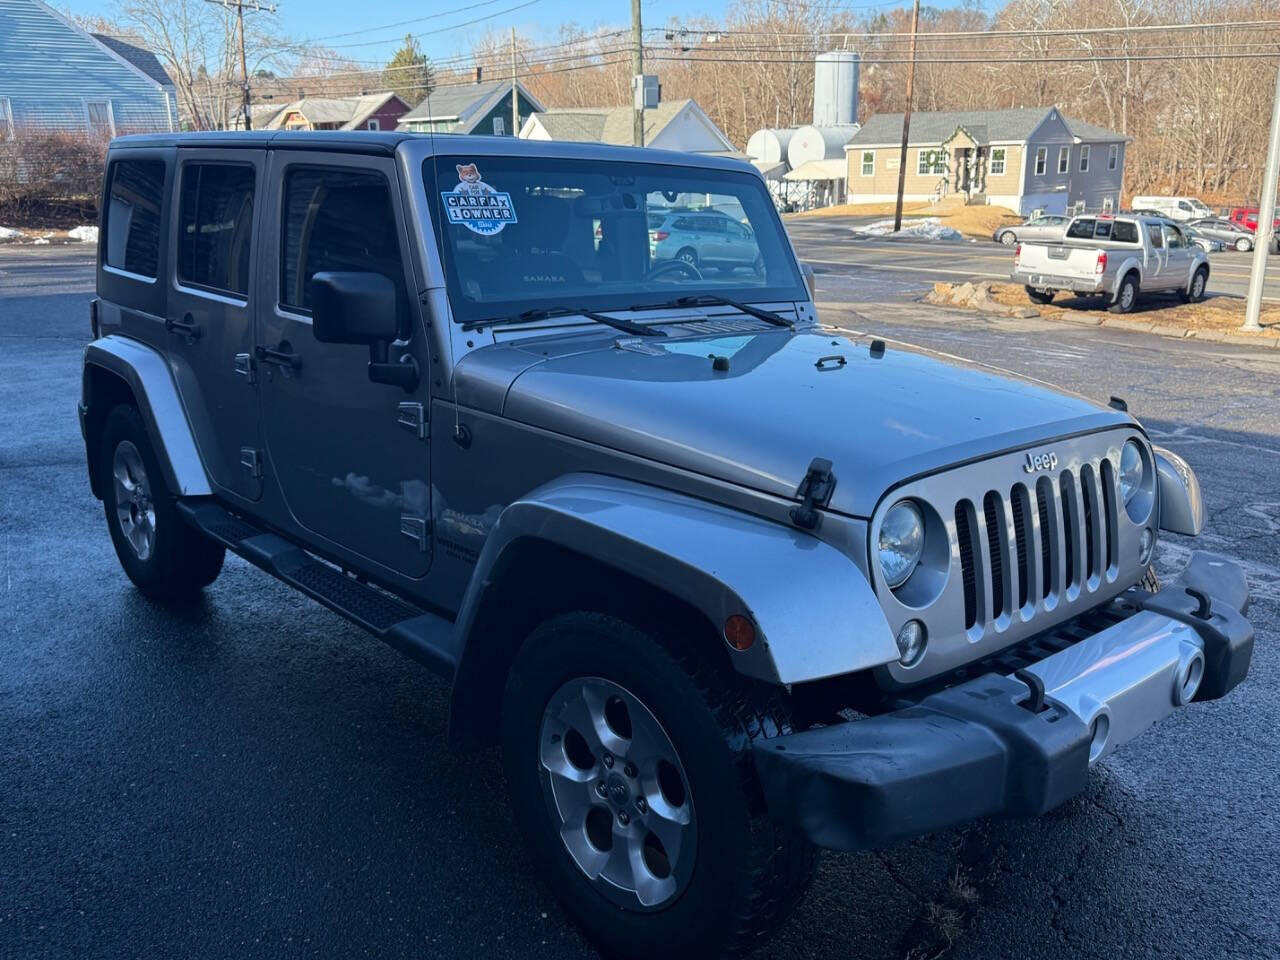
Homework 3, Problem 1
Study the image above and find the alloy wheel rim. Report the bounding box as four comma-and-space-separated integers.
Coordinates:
112, 440, 155, 561
1122, 285, 1134, 308
537, 676, 696, 911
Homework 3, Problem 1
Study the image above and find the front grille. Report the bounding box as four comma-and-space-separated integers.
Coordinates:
956, 462, 1120, 630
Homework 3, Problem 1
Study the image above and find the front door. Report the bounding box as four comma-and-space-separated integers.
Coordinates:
166, 148, 264, 501
257, 152, 432, 579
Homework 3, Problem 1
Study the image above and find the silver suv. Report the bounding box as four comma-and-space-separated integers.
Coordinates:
81, 132, 1254, 960
647, 208, 763, 274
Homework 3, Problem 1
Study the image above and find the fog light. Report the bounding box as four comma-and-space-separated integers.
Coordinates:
1139, 527, 1155, 565
895, 620, 927, 667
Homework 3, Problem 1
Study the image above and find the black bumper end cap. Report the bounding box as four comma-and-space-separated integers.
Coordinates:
753, 675, 1091, 853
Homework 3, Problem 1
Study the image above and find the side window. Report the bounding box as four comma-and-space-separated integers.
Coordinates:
1057, 146, 1069, 174
104, 158, 165, 279
281, 167, 405, 314
1108, 144, 1119, 170
989, 147, 1006, 175
1163, 224, 1185, 249
178, 163, 255, 297
1112, 220, 1138, 243
673, 217, 699, 232
860, 150, 874, 176
1066, 218, 1096, 239
1147, 224, 1164, 248
697, 217, 725, 233
1034, 147, 1047, 176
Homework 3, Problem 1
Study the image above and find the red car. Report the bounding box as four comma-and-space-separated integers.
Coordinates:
1229, 207, 1280, 233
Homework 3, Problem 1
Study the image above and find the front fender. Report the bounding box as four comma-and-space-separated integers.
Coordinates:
83, 335, 212, 497
451, 474, 899, 688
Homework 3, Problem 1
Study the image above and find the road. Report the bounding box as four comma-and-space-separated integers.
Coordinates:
2, 246, 1277, 960
786, 214, 1280, 303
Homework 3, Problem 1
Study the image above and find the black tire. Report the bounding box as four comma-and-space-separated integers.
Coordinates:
675, 246, 699, 268
1137, 566, 1161, 594
998, 230, 1017, 246
100, 404, 224, 602
1109, 273, 1139, 314
1180, 266, 1209, 303
502, 612, 815, 960
1025, 286, 1055, 305
1235, 236, 1252, 253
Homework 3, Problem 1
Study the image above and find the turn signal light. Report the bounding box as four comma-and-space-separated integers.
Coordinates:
723, 615, 756, 651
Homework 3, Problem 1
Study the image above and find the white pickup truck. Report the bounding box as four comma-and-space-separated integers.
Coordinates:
1012, 214, 1210, 313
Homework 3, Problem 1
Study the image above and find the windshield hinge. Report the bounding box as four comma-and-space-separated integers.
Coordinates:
790, 458, 836, 531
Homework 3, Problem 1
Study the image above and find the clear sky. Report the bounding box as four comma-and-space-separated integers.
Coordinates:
71, 0, 938, 68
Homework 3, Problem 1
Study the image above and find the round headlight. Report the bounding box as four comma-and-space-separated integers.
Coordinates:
879, 500, 925, 588
1119, 440, 1145, 505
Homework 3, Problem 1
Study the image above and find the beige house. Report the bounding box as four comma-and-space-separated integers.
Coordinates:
843, 107, 1129, 215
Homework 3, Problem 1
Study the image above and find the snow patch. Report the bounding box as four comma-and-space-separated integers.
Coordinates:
0, 226, 20, 241
854, 217, 965, 242
69, 225, 99, 242
33, 237, 50, 245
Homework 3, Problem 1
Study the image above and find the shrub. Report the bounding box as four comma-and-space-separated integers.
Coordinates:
0, 129, 109, 228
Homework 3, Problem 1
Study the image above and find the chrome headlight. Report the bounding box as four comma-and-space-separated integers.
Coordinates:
879, 500, 925, 588
1119, 440, 1146, 504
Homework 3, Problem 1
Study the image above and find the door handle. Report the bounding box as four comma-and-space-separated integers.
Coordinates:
256, 344, 302, 370
165, 314, 201, 340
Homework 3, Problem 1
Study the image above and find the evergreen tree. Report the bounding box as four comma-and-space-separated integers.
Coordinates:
382, 34, 433, 105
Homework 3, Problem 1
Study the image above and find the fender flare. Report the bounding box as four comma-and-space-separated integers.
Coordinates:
83, 335, 212, 497
1110, 258, 1142, 298
448, 473, 898, 699
1154, 446, 1204, 536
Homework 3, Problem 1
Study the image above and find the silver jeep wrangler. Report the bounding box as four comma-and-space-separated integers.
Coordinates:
81, 132, 1254, 959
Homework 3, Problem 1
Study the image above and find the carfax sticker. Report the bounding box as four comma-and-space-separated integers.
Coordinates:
440, 163, 517, 236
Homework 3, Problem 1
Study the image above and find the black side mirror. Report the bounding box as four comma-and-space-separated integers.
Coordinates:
310, 271, 418, 391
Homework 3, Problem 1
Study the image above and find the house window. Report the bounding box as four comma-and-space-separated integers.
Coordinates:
104, 158, 165, 279
1102, 196, 1114, 212
917, 148, 946, 176
861, 150, 874, 176
178, 163, 256, 297
1058, 146, 1070, 174
1108, 144, 1119, 170
1079, 145, 1090, 173
1034, 147, 1047, 176
366, 119, 380, 131
492, 116, 506, 136
0, 98, 12, 140
85, 100, 115, 139
989, 147, 1006, 175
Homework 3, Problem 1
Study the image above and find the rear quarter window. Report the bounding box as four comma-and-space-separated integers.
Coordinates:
1111, 220, 1139, 243
104, 158, 165, 279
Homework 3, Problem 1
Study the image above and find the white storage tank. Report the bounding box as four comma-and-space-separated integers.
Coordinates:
746, 128, 796, 165
786, 124, 860, 169
813, 51, 859, 127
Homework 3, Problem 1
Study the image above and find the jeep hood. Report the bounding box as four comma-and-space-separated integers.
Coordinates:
471, 329, 1131, 517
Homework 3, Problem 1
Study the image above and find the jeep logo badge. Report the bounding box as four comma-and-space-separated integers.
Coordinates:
1023, 451, 1059, 473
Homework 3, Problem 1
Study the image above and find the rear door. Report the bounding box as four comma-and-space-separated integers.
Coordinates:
1162, 222, 1195, 289
256, 151, 432, 579
1144, 222, 1169, 287
166, 149, 265, 501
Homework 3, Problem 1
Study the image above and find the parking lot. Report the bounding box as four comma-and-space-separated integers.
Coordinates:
2, 243, 1277, 960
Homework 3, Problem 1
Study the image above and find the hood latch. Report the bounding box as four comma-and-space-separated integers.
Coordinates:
790, 458, 836, 531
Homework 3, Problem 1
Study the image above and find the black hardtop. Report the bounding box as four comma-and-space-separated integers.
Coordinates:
108, 130, 419, 156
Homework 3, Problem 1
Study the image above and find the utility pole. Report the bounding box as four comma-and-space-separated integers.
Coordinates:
892, 0, 921, 233
631, 0, 643, 146
510, 27, 519, 137
1244, 62, 1280, 331
204, 0, 276, 131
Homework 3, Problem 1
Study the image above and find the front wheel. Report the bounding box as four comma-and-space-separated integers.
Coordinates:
1236, 236, 1252, 253
100, 404, 224, 602
998, 230, 1017, 246
502, 612, 814, 960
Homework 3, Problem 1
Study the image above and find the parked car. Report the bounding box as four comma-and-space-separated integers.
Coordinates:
1187, 217, 1254, 252
993, 214, 1070, 246
82, 133, 1254, 960
647, 208, 762, 274
1228, 207, 1280, 234
1183, 225, 1227, 254
1130, 195, 1215, 221
1013, 214, 1210, 312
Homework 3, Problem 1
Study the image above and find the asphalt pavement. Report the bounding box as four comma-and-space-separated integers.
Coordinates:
2, 245, 1277, 960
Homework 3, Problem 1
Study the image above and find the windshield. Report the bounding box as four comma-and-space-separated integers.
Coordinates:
423, 155, 806, 326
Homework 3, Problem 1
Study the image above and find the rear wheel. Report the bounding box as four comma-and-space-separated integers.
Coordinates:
1025, 286, 1055, 305
100, 404, 224, 602
675, 246, 699, 268
502, 612, 814, 960
1180, 266, 1208, 303
1109, 273, 1139, 314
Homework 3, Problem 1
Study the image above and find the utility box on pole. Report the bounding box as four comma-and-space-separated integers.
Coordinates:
632, 75, 660, 111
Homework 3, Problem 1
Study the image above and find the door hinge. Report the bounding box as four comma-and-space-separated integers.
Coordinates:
790, 457, 836, 531
396, 401, 428, 439
234, 352, 256, 383
400, 515, 429, 551
239, 447, 263, 479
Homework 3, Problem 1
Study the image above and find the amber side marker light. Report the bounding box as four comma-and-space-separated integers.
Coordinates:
723, 615, 756, 651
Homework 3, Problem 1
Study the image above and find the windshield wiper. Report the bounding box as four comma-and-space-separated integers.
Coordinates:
462, 306, 665, 337
627, 294, 795, 329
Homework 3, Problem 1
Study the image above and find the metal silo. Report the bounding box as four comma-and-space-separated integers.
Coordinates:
812, 51, 859, 127
746, 128, 797, 165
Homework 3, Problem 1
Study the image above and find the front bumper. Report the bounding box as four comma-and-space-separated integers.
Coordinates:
754, 552, 1254, 852
1012, 268, 1105, 295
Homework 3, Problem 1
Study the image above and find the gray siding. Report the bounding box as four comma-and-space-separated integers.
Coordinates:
1020, 109, 1125, 215
0, 0, 174, 136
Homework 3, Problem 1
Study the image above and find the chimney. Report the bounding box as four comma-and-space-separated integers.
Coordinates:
474, 66, 483, 84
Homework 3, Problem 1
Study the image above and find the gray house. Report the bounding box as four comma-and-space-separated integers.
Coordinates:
0, 0, 176, 137
843, 107, 1129, 215
397, 76, 544, 137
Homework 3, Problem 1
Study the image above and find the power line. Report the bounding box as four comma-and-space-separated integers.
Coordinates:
296, 0, 516, 45
318, 0, 545, 50
673, 18, 1280, 41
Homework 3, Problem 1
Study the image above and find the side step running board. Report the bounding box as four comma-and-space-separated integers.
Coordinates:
177, 499, 458, 680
